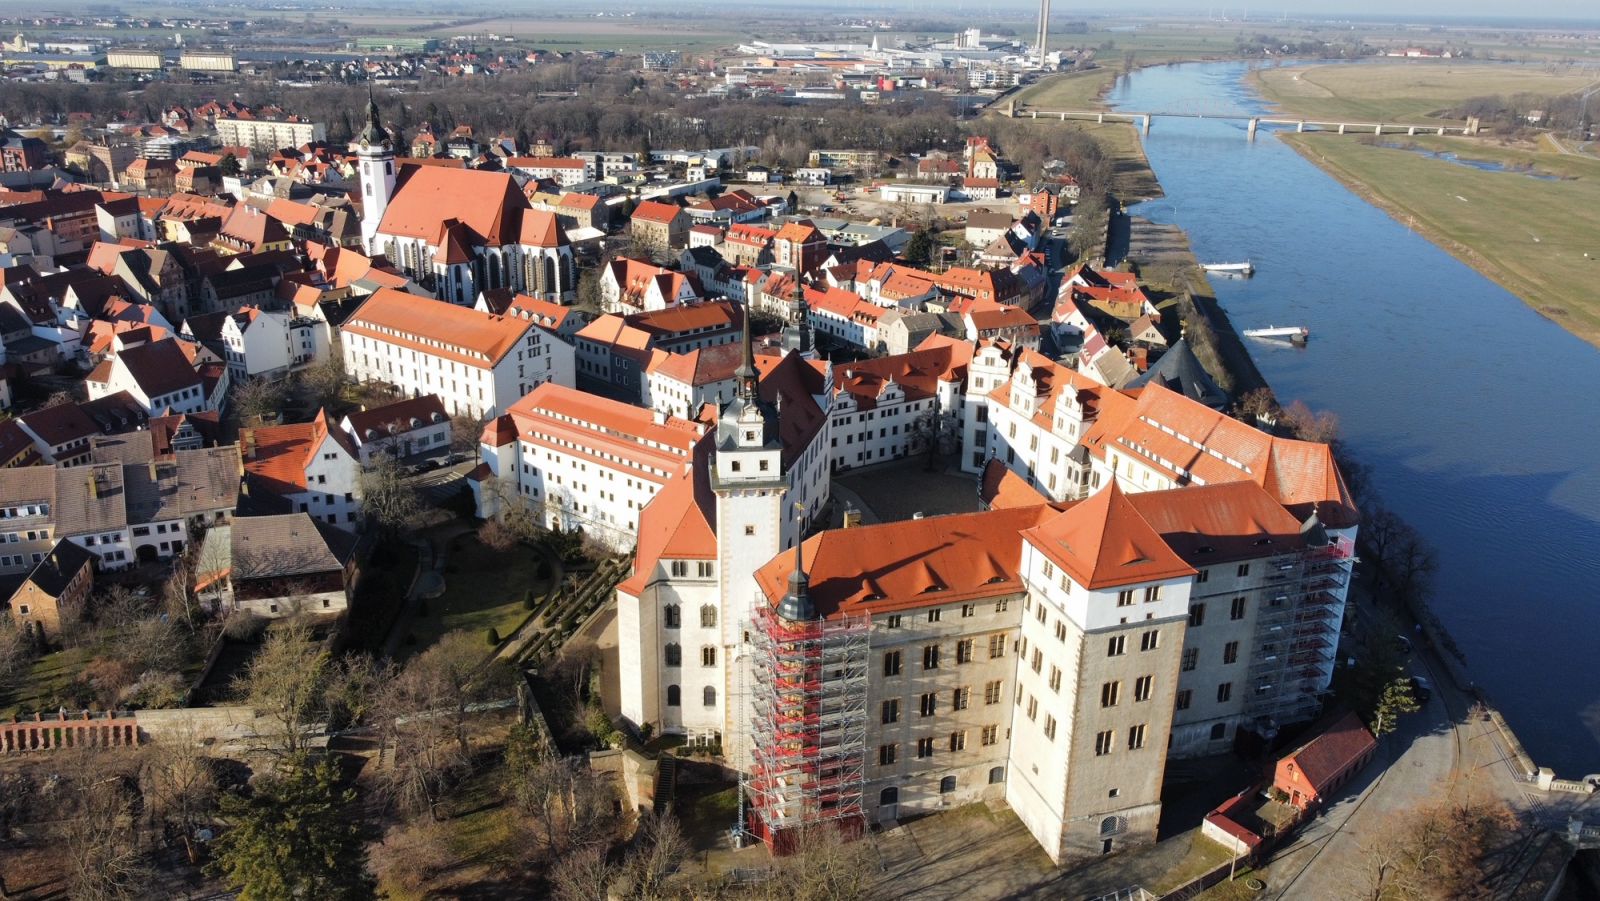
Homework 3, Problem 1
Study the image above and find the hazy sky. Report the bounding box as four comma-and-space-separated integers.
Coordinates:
907, 1, 1600, 21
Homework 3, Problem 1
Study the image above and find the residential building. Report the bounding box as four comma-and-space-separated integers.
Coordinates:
215, 116, 325, 152
827, 343, 969, 472
340, 394, 452, 465
598, 258, 702, 315
3, 540, 94, 641
341, 288, 574, 418
194, 513, 358, 618
630, 200, 689, 253
241, 411, 364, 529
84, 338, 224, 415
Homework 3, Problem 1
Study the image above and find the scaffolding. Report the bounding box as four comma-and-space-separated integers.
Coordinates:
739, 603, 871, 852
1245, 535, 1356, 730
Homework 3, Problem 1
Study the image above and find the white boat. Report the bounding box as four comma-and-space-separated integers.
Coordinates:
1243, 325, 1309, 345
1202, 261, 1255, 276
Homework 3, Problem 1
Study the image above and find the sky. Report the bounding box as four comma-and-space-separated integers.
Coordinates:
851, 0, 1600, 22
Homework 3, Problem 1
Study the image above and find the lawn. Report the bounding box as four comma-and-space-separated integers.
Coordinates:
1149, 832, 1236, 894
1254, 63, 1598, 124
0, 645, 93, 717
1282, 132, 1600, 348
405, 535, 552, 655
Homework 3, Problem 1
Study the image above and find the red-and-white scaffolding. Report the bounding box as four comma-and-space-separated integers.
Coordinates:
740, 603, 870, 853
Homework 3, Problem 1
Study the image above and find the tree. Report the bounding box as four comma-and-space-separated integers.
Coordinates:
232, 376, 289, 426
1279, 400, 1340, 444
234, 622, 331, 756
219, 152, 242, 177
0, 624, 34, 697
514, 757, 618, 855
142, 730, 219, 864
551, 844, 615, 901
1346, 794, 1521, 901
450, 412, 483, 455
616, 810, 690, 898
903, 228, 934, 266
769, 825, 875, 901
298, 354, 348, 413
358, 453, 423, 536
1371, 676, 1421, 738
210, 753, 374, 901
59, 752, 153, 901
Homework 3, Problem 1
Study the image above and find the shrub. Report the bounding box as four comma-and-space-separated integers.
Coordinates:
222, 610, 268, 641
522, 589, 537, 612
486, 627, 500, 646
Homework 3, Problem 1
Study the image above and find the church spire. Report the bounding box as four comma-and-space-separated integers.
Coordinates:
782, 270, 813, 357
735, 303, 758, 402
777, 504, 815, 621
359, 83, 388, 147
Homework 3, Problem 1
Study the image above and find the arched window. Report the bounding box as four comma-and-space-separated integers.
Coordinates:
1100, 815, 1126, 837
988, 766, 1006, 785
523, 255, 535, 293
663, 604, 680, 628
666, 685, 681, 706
543, 256, 556, 297
701, 646, 717, 667
500, 252, 510, 288
664, 643, 681, 667
879, 787, 898, 806
940, 776, 957, 794
700, 605, 717, 628
562, 255, 576, 294
703, 686, 717, 707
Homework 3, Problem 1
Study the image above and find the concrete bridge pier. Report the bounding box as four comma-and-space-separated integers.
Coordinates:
1375, 124, 1384, 136
1142, 115, 1151, 135
1438, 127, 1447, 136
1030, 110, 1038, 120
1007, 100, 1017, 118
1297, 121, 1305, 133
1407, 126, 1417, 136
1338, 123, 1346, 135
1096, 112, 1104, 123
1247, 118, 1259, 140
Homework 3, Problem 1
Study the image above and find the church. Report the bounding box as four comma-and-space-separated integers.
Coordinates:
351, 96, 576, 305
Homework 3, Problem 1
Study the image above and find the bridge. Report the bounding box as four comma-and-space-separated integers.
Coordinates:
1001, 100, 1481, 140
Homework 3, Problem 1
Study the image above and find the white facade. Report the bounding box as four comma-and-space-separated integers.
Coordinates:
218, 310, 328, 380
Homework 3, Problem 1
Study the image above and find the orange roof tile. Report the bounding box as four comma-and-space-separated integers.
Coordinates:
1023, 483, 1196, 590
343, 288, 531, 367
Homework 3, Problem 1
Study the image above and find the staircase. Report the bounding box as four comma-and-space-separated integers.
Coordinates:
653, 755, 677, 815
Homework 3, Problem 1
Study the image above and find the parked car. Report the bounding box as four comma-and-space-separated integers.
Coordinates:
1409, 675, 1433, 703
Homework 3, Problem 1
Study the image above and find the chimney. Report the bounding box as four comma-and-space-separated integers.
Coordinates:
242, 429, 256, 460
148, 460, 158, 481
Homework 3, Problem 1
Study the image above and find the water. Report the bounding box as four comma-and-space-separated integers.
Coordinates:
1108, 61, 1600, 776
1378, 143, 1564, 180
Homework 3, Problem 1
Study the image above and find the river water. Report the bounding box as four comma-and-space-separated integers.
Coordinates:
1108, 61, 1600, 776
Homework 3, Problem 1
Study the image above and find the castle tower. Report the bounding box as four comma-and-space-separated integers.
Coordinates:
713, 312, 790, 764
781, 271, 814, 359
353, 88, 396, 255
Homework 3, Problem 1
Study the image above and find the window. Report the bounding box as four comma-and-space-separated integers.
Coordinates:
1223, 641, 1239, 665
880, 786, 898, 806
916, 738, 935, 759
926, 608, 942, 623
882, 699, 900, 724
1182, 648, 1198, 671
1128, 724, 1147, 750
961, 603, 976, 618
956, 639, 974, 664
701, 646, 717, 667
1144, 586, 1161, 604
1031, 649, 1042, 673
989, 766, 1006, 784
985, 680, 1003, 705
667, 685, 681, 706
1230, 597, 1247, 620
703, 686, 717, 707
701, 605, 717, 628
920, 693, 937, 717
1140, 629, 1160, 651
1188, 603, 1206, 628
879, 744, 897, 765
1048, 666, 1062, 693
995, 599, 1009, 614
1175, 689, 1193, 711
982, 725, 999, 746
1026, 695, 1038, 720
886, 614, 902, 629
1095, 730, 1114, 756
1195, 568, 1210, 584
1042, 560, 1055, 579
1107, 635, 1126, 657
665, 643, 681, 667
952, 687, 970, 710
664, 604, 680, 628
1116, 589, 1134, 607
949, 731, 967, 752
1035, 605, 1047, 625
988, 633, 1006, 658
1237, 564, 1251, 577
744, 525, 755, 536
1134, 675, 1153, 702
1211, 723, 1228, 741
922, 644, 940, 670
1217, 682, 1233, 703
1101, 681, 1121, 708
670, 560, 688, 577
1054, 622, 1067, 642
884, 651, 902, 676
1043, 715, 1057, 740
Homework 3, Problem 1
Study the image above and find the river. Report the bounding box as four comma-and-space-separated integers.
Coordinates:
1107, 61, 1600, 776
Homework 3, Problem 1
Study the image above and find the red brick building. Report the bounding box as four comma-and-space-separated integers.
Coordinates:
1273, 711, 1378, 811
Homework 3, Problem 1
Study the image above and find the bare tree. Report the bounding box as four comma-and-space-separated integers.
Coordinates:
616, 810, 690, 899
369, 817, 455, 895
1345, 794, 1521, 901
232, 376, 290, 426
0, 623, 33, 696
358, 453, 424, 536
514, 757, 618, 856
234, 621, 330, 756
770, 825, 875, 901
1279, 399, 1340, 444
551, 845, 616, 901
58, 751, 154, 901
298, 354, 349, 413
142, 730, 218, 863
450, 413, 484, 455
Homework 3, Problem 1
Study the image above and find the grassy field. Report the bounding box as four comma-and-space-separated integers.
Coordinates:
1254, 63, 1600, 123
1008, 68, 1119, 110
406, 535, 551, 655
1283, 132, 1600, 347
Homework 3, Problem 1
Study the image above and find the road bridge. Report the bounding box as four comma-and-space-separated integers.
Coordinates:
1001, 100, 1481, 140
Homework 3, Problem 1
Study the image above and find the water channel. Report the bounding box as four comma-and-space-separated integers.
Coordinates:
1107, 61, 1600, 775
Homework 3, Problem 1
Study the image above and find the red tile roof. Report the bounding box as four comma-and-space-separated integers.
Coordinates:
1022, 482, 1196, 590
1278, 711, 1376, 798
377, 166, 527, 246
343, 288, 531, 367
631, 200, 684, 226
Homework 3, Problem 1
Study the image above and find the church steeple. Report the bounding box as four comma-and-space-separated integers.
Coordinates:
777, 508, 815, 622
359, 84, 389, 148
354, 86, 397, 255
782, 270, 814, 357
735, 303, 759, 402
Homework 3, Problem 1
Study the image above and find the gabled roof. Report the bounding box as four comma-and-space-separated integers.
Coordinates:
1128, 337, 1228, 409
518, 210, 567, 248
980, 458, 1052, 510
16, 540, 93, 598
117, 338, 201, 400
230, 512, 347, 582
344, 394, 449, 442
1280, 711, 1377, 795
377, 165, 528, 246
343, 288, 532, 368
1023, 483, 1196, 590
631, 200, 684, 225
